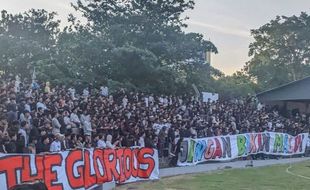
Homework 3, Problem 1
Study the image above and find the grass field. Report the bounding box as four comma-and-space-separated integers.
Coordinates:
118, 160, 310, 190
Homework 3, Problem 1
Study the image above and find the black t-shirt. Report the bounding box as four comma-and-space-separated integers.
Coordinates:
36, 142, 50, 154
0, 140, 6, 153
168, 128, 175, 143
29, 127, 40, 142
7, 102, 17, 112
180, 128, 191, 138
16, 134, 25, 153
145, 137, 155, 149
5, 140, 17, 153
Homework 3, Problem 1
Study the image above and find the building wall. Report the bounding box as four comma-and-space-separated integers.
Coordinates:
265, 101, 310, 114
287, 102, 309, 113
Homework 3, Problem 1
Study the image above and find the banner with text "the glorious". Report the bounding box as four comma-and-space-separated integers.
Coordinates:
178, 132, 308, 166
0, 147, 159, 190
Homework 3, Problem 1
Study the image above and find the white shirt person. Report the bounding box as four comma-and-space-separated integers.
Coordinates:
97, 135, 106, 148
50, 134, 63, 152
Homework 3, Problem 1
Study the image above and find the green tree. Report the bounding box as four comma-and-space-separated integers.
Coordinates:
216, 71, 256, 99
55, 27, 114, 85
0, 9, 60, 79
0, 1, 221, 95
245, 12, 310, 90
72, 0, 218, 93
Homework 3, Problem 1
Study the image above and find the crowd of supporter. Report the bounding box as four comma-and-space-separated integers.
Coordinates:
0, 77, 309, 158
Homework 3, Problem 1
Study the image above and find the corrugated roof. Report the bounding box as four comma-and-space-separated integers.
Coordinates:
256, 76, 310, 102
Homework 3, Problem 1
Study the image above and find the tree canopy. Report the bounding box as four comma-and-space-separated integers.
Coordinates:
245, 12, 310, 90
0, 9, 60, 79
0, 0, 222, 95
3, 1, 309, 98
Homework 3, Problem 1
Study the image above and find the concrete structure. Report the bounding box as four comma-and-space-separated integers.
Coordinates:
256, 76, 310, 114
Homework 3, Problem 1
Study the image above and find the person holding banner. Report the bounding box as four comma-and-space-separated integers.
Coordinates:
97, 134, 106, 148
106, 134, 121, 149
0, 77, 309, 165
169, 137, 184, 167
36, 135, 50, 154
49, 133, 63, 152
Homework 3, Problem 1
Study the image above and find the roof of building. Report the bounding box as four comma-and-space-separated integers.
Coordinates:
256, 76, 310, 102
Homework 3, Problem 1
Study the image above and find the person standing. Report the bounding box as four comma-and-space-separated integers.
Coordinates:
106, 135, 120, 149
36, 136, 50, 154
50, 134, 62, 152
70, 108, 81, 134
138, 132, 145, 147
7, 98, 18, 124
97, 134, 106, 148
169, 137, 183, 167
5, 133, 17, 153
18, 121, 29, 149
52, 112, 61, 135
63, 133, 73, 150
81, 110, 92, 137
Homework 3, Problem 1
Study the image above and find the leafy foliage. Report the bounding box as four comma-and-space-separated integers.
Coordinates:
0, 1, 259, 98
216, 71, 256, 99
0, 9, 60, 79
245, 12, 310, 90
67, 0, 218, 93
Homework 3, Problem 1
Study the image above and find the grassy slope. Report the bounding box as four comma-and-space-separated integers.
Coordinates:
118, 160, 310, 190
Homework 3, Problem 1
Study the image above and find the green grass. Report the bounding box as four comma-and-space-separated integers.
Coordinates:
118, 160, 310, 190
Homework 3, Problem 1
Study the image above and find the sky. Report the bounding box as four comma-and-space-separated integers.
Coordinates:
1, 0, 310, 75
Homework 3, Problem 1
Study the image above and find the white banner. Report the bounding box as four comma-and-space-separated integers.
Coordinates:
0, 147, 159, 190
153, 123, 171, 135
178, 132, 308, 166
202, 92, 218, 102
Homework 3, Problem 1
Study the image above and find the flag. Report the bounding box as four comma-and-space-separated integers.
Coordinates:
31, 67, 39, 90
192, 84, 200, 97
32, 67, 36, 82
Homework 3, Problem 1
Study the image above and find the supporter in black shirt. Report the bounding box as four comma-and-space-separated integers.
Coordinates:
0, 77, 308, 156
29, 125, 40, 144
36, 136, 50, 154
145, 135, 156, 149
5, 133, 17, 153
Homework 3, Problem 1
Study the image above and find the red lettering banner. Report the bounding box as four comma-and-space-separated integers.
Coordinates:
0, 148, 159, 190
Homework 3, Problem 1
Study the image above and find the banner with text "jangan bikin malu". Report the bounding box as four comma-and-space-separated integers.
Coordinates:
0, 147, 159, 190
178, 132, 308, 166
